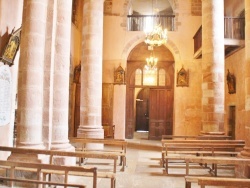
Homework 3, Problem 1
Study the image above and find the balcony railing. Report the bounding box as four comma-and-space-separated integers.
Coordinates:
193, 17, 245, 57
193, 26, 202, 54
224, 17, 245, 39
127, 15, 175, 32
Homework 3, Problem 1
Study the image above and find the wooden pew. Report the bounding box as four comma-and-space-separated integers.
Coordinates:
161, 135, 231, 140
0, 177, 85, 188
185, 176, 250, 188
198, 177, 250, 188
165, 155, 250, 176
69, 137, 127, 171
0, 160, 94, 188
161, 135, 197, 140
0, 146, 117, 188
161, 140, 244, 167
196, 135, 232, 140
161, 138, 236, 167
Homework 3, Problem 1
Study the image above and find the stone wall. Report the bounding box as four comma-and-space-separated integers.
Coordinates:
103, 0, 202, 138
0, 0, 23, 160
225, 49, 245, 139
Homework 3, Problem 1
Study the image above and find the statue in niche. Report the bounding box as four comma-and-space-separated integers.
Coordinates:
227, 69, 236, 94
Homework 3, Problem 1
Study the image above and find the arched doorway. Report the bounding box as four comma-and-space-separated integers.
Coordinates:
125, 42, 174, 140
136, 88, 150, 132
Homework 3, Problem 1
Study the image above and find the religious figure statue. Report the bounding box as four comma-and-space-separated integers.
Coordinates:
227, 69, 236, 94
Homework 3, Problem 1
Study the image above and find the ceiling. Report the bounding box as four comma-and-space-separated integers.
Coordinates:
131, 0, 172, 15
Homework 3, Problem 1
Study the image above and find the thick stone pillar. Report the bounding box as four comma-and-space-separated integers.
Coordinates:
50, 0, 74, 154
241, 0, 250, 157
8, 0, 48, 162
201, 0, 225, 133
237, 0, 250, 178
77, 0, 104, 139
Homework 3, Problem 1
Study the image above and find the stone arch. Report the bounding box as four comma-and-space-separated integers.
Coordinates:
168, 0, 178, 11
121, 33, 181, 62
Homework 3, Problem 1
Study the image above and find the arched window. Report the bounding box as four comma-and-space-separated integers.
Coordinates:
159, 68, 166, 86
143, 69, 157, 86
135, 68, 142, 85
135, 67, 168, 86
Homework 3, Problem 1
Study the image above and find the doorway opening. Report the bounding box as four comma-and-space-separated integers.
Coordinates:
228, 105, 236, 139
136, 88, 149, 132
125, 42, 174, 140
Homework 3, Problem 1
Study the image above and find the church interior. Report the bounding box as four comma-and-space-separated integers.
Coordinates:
0, 0, 250, 187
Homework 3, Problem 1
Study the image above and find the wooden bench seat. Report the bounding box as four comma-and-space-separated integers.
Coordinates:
0, 177, 85, 188
69, 137, 127, 171
0, 146, 118, 173
165, 155, 250, 176
0, 146, 117, 188
161, 135, 197, 140
161, 140, 245, 167
161, 135, 231, 140
185, 176, 250, 188
0, 160, 94, 188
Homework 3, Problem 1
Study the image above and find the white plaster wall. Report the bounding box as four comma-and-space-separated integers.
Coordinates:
0, 0, 23, 160
113, 85, 126, 139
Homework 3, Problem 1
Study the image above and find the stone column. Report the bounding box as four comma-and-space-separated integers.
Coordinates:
77, 0, 104, 140
201, 0, 225, 133
237, 0, 250, 178
50, 0, 74, 154
8, 0, 48, 162
241, 0, 250, 158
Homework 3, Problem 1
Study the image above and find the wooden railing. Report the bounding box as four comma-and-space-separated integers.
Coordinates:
193, 17, 245, 55
127, 15, 175, 32
193, 26, 202, 54
224, 17, 245, 39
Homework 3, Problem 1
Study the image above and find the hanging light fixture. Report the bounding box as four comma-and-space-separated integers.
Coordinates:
145, 23, 167, 46
144, 0, 168, 47
145, 48, 158, 71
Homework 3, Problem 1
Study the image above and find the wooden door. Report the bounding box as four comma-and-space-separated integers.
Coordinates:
228, 106, 235, 139
74, 83, 81, 137
126, 87, 135, 138
148, 89, 173, 140
136, 100, 149, 131
136, 88, 149, 131
102, 83, 114, 138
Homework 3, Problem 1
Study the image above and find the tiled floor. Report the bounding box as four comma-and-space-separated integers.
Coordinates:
70, 132, 231, 188
0, 132, 231, 187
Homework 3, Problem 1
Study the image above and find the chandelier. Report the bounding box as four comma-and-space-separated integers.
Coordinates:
145, 24, 167, 47
145, 49, 158, 71
144, 0, 168, 47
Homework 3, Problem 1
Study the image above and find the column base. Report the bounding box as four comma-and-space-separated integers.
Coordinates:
201, 123, 223, 133
236, 147, 250, 178
6, 144, 46, 187
8, 143, 45, 163
50, 142, 76, 166
77, 126, 104, 149
77, 126, 104, 139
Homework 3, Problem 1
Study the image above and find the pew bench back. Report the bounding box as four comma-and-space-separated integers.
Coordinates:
0, 146, 117, 188
0, 159, 94, 188
161, 140, 245, 167
69, 137, 127, 171
185, 176, 250, 188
